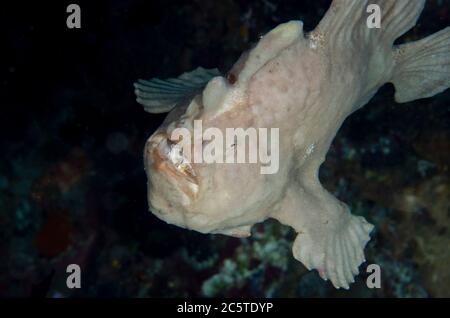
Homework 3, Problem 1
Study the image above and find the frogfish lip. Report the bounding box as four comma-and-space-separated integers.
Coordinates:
144, 132, 199, 202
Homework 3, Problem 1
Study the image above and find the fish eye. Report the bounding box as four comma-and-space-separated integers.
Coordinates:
226, 72, 237, 84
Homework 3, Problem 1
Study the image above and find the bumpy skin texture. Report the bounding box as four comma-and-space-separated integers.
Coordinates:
139, 0, 450, 288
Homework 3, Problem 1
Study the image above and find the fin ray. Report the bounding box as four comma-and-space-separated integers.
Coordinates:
392, 27, 450, 103
134, 67, 220, 113
315, 0, 426, 49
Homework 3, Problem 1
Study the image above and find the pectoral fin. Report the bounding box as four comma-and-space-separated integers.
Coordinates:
272, 183, 373, 289
134, 67, 220, 113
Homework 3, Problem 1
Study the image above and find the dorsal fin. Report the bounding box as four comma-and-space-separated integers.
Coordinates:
134, 67, 220, 113
314, 0, 425, 49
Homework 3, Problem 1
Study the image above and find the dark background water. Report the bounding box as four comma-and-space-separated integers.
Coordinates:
1, 0, 449, 297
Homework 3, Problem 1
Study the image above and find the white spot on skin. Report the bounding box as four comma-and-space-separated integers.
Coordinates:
308, 31, 325, 50
306, 143, 315, 155
303, 143, 315, 159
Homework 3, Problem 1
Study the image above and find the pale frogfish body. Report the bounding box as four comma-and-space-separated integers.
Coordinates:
134, 0, 450, 288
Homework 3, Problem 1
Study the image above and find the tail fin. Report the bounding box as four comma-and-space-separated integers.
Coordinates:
391, 27, 450, 103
